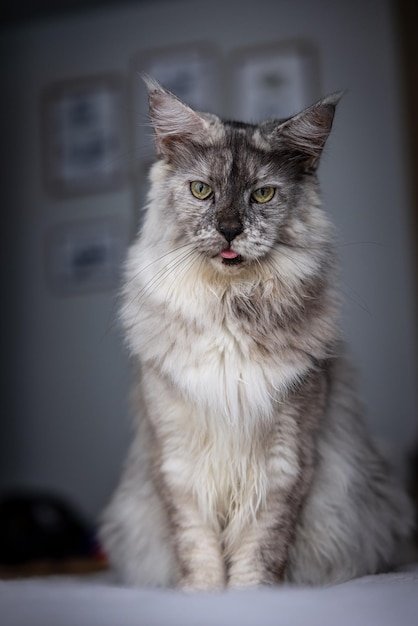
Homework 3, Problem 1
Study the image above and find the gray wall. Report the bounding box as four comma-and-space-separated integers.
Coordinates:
1, 0, 417, 521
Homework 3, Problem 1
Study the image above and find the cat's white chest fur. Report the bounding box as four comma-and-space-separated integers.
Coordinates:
158, 398, 269, 545
129, 264, 280, 539
165, 306, 275, 426
125, 253, 305, 429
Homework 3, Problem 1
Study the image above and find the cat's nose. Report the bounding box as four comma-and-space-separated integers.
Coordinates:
218, 221, 243, 243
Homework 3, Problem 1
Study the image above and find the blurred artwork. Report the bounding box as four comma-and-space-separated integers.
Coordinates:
231, 41, 320, 122
135, 42, 221, 114
42, 75, 125, 196
45, 216, 128, 296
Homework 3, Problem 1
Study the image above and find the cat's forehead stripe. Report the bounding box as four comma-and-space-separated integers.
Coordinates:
222, 122, 273, 158
220, 125, 279, 184
251, 128, 272, 151
218, 127, 254, 184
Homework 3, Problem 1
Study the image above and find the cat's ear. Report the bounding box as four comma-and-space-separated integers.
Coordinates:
143, 76, 211, 157
261, 92, 344, 171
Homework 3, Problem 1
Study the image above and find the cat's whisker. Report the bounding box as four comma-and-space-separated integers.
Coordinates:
122, 253, 197, 336
273, 240, 375, 317
165, 249, 203, 304
276, 239, 386, 253
120, 245, 196, 318
130, 247, 198, 312
340, 285, 373, 316
273, 245, 316, 278
336, 240, 386, 249
124, 243, 194, 288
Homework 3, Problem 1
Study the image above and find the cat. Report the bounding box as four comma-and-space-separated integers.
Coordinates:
100, 77, 414, 590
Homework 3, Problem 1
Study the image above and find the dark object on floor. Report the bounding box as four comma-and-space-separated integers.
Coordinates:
0, 490, 94, 566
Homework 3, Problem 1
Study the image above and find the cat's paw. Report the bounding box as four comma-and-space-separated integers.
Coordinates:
227, 573, 263, 590
228, 564, 283, 589
179, 570, 226, 592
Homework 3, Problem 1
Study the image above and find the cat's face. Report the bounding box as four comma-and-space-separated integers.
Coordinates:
146, 78, 341, 273
160, 124, 302, 269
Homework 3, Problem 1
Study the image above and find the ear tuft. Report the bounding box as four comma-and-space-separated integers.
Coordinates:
262, 91, 344, 170
143, 75, 210, 156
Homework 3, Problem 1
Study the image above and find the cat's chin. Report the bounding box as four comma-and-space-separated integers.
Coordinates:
210, 254, 246, 272
222, 255, 244, 267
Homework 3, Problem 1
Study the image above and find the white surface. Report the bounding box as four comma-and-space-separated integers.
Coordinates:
1, 567, 418, 626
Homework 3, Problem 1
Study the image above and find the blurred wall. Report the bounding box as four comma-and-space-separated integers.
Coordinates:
1, 0, 417, 521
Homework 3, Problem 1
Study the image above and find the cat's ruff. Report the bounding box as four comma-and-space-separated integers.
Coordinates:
100, 80, 414, 590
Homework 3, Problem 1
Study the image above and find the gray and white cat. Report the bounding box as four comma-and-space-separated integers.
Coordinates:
100, 78, 414, 590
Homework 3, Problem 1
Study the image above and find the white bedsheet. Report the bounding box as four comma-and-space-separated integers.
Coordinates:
1, 566, 418, 626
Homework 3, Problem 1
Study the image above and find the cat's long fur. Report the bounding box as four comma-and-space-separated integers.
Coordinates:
100, 79, 414, 589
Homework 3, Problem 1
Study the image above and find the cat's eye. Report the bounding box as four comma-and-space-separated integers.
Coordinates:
190, 181, 213, 200
251, 187, 275, 203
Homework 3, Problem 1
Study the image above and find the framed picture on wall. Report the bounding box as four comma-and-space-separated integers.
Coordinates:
45, 215, 129, 296
130, 42, 222, 222
41, 74, 127, 197
229, 41, 320, 123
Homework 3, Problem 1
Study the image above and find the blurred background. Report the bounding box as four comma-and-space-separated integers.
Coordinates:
0, 0, 417, 567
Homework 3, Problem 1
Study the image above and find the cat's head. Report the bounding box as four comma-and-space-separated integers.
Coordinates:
145, 76, 342, 273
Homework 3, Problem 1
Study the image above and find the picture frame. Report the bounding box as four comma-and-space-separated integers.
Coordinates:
44, 216, 129, 296
229, 41, 320, 123
41, 74, 127, 197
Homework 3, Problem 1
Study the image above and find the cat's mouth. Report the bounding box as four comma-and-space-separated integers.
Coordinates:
222, 255, 243, 266
220, 249, 244, 266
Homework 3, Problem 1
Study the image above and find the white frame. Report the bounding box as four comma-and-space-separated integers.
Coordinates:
229, 41, 320, 122
41, 74, 126, 197
44, 216, 129, 296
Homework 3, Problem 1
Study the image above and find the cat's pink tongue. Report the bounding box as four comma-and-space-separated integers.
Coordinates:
221, 249, 239, 259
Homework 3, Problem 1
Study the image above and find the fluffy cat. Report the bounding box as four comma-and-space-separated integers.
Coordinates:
100, 78, 414, 590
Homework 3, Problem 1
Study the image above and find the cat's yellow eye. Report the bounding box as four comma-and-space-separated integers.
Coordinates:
251, 187, 275, 203
190, 181, 213, 200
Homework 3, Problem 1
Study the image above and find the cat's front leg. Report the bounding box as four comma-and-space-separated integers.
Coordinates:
227, 397, 321, 589
146, 375, 226, 591
227, 492, 302, 588
154, 442, 226, 590
160, 486, 226, 591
